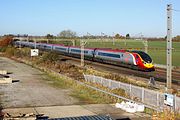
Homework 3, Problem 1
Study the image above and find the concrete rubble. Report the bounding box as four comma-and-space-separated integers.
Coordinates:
0, 70, 12, 84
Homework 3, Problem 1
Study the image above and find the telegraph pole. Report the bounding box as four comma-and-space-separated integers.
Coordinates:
19, 37, 22, 48
112, 32, 115, 46
166, 4, 172, 91
81, 39, 85, 67
34, 39, 37, 49
80, 35, 88, 67
140, 33, 148, 53
101, 32, 104, 41
144, 39, 148, 53
72, 40, 75, 46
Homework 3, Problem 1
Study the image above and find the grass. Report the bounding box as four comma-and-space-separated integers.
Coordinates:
41, 69, 118, 104
42, 72, 72, 89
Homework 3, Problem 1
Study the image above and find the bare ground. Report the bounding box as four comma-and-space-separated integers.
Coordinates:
0, 57, 79, 108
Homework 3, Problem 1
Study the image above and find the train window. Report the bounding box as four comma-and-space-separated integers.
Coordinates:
98, 52, 120, 58
71, 49, 81, 53
55, 47, 67, 51
132, 51, 152, 63
71, 49, 88, 54
45, 46, 52, 49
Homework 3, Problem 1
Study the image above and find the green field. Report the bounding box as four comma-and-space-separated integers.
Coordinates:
48, 39, 180, 66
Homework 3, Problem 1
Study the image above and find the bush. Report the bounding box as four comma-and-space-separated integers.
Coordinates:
0, 47, 7, 52
111, 88, 127, 97
42, 52, 59, 63
5, 47, 16, 56
4, 47, 30, 58
0, 36, 13, 46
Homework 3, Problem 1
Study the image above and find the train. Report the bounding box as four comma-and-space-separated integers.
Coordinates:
13, 41, 155, 71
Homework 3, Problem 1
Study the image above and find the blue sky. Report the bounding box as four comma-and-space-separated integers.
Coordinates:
0, 0, 179, 37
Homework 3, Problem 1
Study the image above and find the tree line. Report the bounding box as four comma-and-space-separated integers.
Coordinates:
46, 30, 131, 39
1, 29, 180, 41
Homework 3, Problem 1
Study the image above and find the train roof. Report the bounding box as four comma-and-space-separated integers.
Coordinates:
37, 43, 65, 46
96, 48, 128, 53
69, 46, 95, 50
52, 44, 66, 47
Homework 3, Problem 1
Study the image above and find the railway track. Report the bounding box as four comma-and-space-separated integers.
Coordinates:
57, 54, 180, 87
155, 68, 180, 84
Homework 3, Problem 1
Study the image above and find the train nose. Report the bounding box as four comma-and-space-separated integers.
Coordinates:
144, 63, 154, 68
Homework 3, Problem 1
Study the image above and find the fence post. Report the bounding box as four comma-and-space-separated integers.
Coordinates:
142, 87, 144, 103
129, 84, 132, 98
93, 75, 95, 83
109, 79, 112, 89
157, 92, 159, 107
100, 77, 103, 85
84, 74, 86, 82
174, 94, 176, 112
119, 82, 121, 88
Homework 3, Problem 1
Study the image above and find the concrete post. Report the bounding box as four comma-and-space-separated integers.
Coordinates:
157, 92, 159, 107
166, 4, 172, 91
130, 84, 132, 98
142, 87, 144, 102
109, 79, 112, 88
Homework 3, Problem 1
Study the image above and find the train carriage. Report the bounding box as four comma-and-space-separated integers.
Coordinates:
43, 44, 53, 50
95, 49, 136, 65
13, 41, 155, 71
24, 42, 35, 48
36, 43, 46, 49
53, 45, 69, 54
69, 47, 94, 59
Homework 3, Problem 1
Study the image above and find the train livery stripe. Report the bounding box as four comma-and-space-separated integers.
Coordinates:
130, 53, 137, 65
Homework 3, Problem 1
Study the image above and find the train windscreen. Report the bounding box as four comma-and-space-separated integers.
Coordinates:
132, 51, 152, 63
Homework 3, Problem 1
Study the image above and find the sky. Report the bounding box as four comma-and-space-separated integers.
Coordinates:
0, 0, 180, 37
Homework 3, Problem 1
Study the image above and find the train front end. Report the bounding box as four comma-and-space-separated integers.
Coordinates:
132, 51, 155, 71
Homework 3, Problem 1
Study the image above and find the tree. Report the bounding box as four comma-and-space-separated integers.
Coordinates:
114, 33, 125, 39
173, 35, 180, 41
46, 34, 54, 39
0, 36, 13, 46
126, 34, 130, 39
115, 34, 120, 39
58, 30, 77, 38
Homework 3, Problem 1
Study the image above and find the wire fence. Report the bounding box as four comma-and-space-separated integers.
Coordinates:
84, 74, 180, 112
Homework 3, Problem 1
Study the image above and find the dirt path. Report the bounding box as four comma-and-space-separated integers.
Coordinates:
0, 57, 78, 108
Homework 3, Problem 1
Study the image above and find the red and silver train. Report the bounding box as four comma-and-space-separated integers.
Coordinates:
14, 41, 155, 71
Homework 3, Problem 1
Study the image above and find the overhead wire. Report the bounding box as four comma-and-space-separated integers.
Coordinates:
172, 9, 180, 12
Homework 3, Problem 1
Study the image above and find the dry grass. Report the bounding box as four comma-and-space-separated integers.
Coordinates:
152, 109, 180, 120
40, 69, 119, 104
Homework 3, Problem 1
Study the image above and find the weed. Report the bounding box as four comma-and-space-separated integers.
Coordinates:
152, 109, 180, 120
